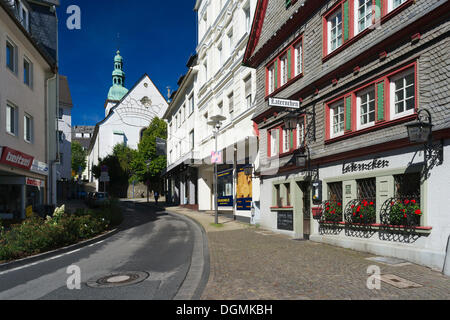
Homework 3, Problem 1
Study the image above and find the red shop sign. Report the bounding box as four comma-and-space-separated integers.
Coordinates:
26, 178, 43, 187
0, 147, 34, 170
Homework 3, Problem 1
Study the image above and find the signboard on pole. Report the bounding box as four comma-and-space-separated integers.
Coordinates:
268, 97, 300, 109
100, 172, 110, 182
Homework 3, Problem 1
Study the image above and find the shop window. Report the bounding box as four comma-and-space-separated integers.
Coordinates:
394, 172, 420, 198
285, 183, 291, 207
357, 178, 376, 200
275, 185, 281, 207
328, 182, 343, 203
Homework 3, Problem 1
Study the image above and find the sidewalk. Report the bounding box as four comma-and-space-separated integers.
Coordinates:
165, 206, 450, 300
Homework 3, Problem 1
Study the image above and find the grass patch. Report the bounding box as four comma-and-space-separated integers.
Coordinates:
209, 223, 224, 228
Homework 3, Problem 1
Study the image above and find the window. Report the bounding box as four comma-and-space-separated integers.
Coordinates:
330, 101, 345, 138
6, 40, 16, 73
328, 9, 343, 53
280, 54, 288, 86
244, 75, 252, 109
189, 130, 194, 150
285, 183, 291, 207
357, 87, 376, 129
24, 114, 33, 142
389, 0, 408, 12
244, 3, 251, 34
297, 118, 305, 148
283, 128, 290, 153
390, 69, 415, 119
228, 92, 234, 114
189, 95, 194, 114
58, 108, 64, 120
326, 63, 417, 141
394, 172, 421, 198
76, 133, 83, 138
218, 42, 223, 66
270, 128, 280, 157
228, 29, 233, 54
203, 60, 208, 82
218, 101, 223, 115
6, 103, 17, 135
19, 2, 29, 32
355, 0, 373, 34
59, 153, 63, 164
23, 57, 32, 87
294, 41, 303, 77
58, 131, 64, 142
268, 64, 275, 94
182, 104, 186, 122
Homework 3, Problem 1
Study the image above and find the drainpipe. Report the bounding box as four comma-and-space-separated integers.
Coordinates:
48, 5, 60, 206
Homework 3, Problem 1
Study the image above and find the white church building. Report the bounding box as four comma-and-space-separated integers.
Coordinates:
87, 50, 168, 189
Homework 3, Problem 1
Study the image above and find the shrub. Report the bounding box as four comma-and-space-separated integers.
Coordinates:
0, 200, 123, 262
323, 201, 343, 222
389, 199, 421, 226
351, 200, 376, 224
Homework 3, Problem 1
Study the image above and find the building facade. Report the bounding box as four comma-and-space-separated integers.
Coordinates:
243, 0, 450, 271
87, 51, 168, 190
164, 55, 200, 208
57, 75, 72, 181
0, 0, 59, 219
188, 0, 260, 223
72, 125, 94, 181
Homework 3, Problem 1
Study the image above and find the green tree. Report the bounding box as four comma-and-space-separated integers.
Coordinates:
71, 141, 87, 174
92, 144, 137, 198
131, 117, 167, 192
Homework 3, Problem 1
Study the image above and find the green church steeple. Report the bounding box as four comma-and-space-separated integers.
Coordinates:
107, 50, 129, 101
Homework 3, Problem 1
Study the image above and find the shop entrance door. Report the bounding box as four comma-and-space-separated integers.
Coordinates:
300, 182, 311, 240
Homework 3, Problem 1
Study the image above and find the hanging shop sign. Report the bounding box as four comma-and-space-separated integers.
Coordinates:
0, 147, 34, 171
236, 166, 252, 211
268, 97, 300, 109
30, 160, 49, 176
217, 169, 233, 207
342, 158, 390, 174
26, 178, 44, 187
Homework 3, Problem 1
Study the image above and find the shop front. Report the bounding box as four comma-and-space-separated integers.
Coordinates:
0, 147, 48, 220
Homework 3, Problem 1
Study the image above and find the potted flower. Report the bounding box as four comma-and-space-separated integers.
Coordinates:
323, 201, 342, 223
350, 199, 376, 224
389, 199, 421, 226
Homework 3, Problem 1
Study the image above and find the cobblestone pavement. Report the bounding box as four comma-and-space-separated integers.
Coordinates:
166, 206, 450, 300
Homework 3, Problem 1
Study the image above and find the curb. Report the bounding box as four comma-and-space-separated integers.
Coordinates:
0, 227, 120, 272
165, 208, 210, 300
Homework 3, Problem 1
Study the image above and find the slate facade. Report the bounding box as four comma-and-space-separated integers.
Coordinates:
244, 0, 450, 271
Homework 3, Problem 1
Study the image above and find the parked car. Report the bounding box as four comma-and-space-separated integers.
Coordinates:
87, 192, 110, 208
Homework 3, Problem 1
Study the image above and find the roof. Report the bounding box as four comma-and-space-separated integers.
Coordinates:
0, 0, 57, 69
59, 75, 73, 107
88, 74, 169, 153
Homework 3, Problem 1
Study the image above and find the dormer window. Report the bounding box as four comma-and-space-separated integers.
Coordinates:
19, 2, 29, 32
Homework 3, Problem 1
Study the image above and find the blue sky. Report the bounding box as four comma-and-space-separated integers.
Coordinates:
57, 0, 197, 126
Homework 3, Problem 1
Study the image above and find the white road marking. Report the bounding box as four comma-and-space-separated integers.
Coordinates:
0, 241, 105, 276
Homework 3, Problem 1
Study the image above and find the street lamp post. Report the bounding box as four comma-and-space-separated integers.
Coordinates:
207, 115, 227, 225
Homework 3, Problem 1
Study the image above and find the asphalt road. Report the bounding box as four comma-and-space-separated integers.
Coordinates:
0, 201, 202, 300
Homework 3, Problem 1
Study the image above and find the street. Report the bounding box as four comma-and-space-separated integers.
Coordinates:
0, 201, 205, 300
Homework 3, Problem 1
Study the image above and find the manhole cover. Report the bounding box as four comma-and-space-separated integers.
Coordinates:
87, 271, 149, 288
366, 256, 411, 266
380, 274, 422, 289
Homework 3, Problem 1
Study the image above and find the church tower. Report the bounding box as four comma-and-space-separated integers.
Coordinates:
105, 50, 129, 116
